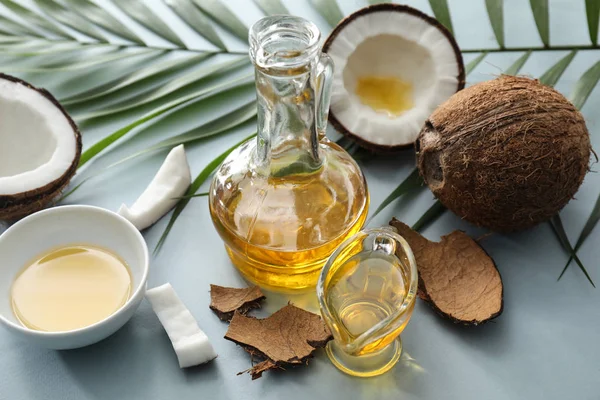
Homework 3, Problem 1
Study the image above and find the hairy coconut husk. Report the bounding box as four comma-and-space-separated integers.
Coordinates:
417, 75, 591, 232
0, 73, 81, 221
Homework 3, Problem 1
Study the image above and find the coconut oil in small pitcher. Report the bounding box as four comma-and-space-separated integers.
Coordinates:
209, 16, 369, 291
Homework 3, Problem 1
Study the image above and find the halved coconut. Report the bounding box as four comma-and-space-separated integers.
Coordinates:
323, 4, 465, 151
0, 74, 81, 220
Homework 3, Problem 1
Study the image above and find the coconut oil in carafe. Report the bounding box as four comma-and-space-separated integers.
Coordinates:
209, 16, 369, 291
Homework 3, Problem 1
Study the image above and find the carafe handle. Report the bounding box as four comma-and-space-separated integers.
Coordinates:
316, 53, 334, 139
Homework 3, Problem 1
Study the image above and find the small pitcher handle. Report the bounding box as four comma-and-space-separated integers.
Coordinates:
316, 53, 334, 139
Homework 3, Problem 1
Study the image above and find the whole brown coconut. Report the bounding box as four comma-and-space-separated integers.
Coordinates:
416, 75, 591, 232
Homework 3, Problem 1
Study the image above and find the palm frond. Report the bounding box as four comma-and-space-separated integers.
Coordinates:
309, 0, 344, 27
78, 73, 253, 167
62, 0, 144, 45
113, 0, 187, 48
166, 0, 227, 50
428, 0, 454, 35
75, 56, 249, 121
485, 0, 505, 48
61, 53, 211, 104
191, 0, 248, 41
504, 50, 532, 75
0, 0, 72, 38
0, 14, 41, 37
465, 52, 487, 74
570, 60, 600, 109
538, 50, 576, 86
529, 0, 550, 47
33, 0, 107, 42
585, 0, 600, 45
369, 168, 423, 221
253, 0, 289, 15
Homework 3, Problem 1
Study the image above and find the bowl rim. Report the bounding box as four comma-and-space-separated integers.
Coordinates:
0, 204, 149, 337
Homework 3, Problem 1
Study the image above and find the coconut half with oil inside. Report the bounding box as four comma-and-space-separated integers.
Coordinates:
0, 73, 81, 220
323, 4, 465, 151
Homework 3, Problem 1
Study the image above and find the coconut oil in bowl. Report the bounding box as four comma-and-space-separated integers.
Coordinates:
209, 16, 369, 292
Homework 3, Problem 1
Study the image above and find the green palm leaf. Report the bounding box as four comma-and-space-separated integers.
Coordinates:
428, 0, 454, 35
78, 73, 253, 167
529, 0, 550, 47
550, 216, 595, 286
585, 0, 600, 45
33, 0, 107, 42
412, 201, 446, 232
0, 0, 72, 38
309, 0, 344, 27
146, 101, 256, 152
112, 0, 187, 48
504, 50, 532, 75
75, 56, 249, 121
369, 168, 423, 221
0, 40, 94, 56
485, 0, 505, 48
570, 60, 600, 109
165, 0, 227, 50
560, 196, 600, 278
64, 100, 256, 200
253, 0, 289, 15
0, 15, 42, 37
465, 52, 487, 74
4, 48, 160, 72
108, 101, 257, 169
538, 50, 576, 86
62, 0, 144, 45
155, 133, 256, 253
61, 53, 212, 105
192, 0, 249, 41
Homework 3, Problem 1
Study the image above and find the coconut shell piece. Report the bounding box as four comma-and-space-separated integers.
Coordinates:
0, 73, 81, 221
390, 218, 503, 325
209, 284, 265, 321
224, 304, 332, 379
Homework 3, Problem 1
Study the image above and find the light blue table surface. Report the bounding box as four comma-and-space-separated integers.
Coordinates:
1, 1, 599, 399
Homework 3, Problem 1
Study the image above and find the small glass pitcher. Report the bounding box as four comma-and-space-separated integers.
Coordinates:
209, 16, 369, 292
317, 227, 418, 377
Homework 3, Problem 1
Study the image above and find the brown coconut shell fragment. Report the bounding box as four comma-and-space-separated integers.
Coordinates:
224, 304, 332, 379
390, 218, 503, 325
209, 284, 265, 321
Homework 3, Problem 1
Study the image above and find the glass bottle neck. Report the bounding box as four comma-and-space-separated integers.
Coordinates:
254, 64, 322, 175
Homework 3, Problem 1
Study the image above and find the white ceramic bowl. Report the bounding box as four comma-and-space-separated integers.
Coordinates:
0, 205, 149, 349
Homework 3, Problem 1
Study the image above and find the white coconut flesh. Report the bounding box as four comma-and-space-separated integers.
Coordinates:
326, 9, 463, 148
118, 144, 191, 231
0, 78, 77, 196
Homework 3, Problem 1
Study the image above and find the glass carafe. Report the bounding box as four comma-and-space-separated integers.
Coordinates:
208, 16, 369, 292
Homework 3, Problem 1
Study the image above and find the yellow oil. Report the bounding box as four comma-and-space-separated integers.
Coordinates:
325, 252, 414, 356
11, 245, 132, 332
210, 144, 369, 292
355, 75, 414, 117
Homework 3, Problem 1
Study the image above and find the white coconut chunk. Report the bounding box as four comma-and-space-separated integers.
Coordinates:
118, 144, 191, 231
0, 78, 77, 195
325, 5, 463, 149
146, 283, 217, 368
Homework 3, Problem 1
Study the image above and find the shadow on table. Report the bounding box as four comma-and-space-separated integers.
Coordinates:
41, 303, 220, 399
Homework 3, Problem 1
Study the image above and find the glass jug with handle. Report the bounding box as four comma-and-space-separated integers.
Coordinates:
209, 15, 369, 292
317, 227, 418, 377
